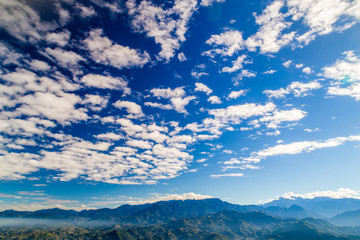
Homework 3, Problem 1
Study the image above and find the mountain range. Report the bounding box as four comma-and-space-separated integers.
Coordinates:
0, 198, 310, 224
2, 197, 360, 239
264, 197, 360, 218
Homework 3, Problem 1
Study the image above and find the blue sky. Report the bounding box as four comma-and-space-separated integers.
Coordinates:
1, 0, 360, 210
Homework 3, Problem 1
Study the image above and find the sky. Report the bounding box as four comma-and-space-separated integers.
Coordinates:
1, 0, 360, 211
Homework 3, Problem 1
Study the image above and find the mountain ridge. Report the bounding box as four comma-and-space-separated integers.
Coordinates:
2, 210, 360, 240
2, 197, 360, 226
264, 197, 360, 218
0, 198, 309, 224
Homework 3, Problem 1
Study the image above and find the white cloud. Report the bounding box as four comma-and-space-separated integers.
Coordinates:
46, 30, 71, 47
232, 69, 256, 86
27, 59, 51, 71
200, 0, 225, 7
196, 134, 220, 140
210, 173, 244, 178
264, 81, 321, 98
183, 102, 289, 141
90, 0, 123, 15
100, 116, 116, 124
39, 139, 142, 183
150, 87, 195, 114
227, 90, 247, 100
204, 0, 360, 57
125, 139, 153, 149
283, 60, 292, 68
0, 152, 41, 180
84, 29, 150, 69
191, 70, 209, 79
208, 96, 222, 104
0, 0, 56, 43
152, 143, 192, 160
0, 193, 22, 199
178, 52, 187, 62
17, 191, 45, 196
75, 3, 96, 18
209, 102, 276, 124
328, 83, 360, 100
323, 51, 360, 100
144, 102, 173, 110
82, 94, 108, 111
43, 47, 85, 70
263, 69, 277, 74
56, 3, 71, 26
303, 128, 319, 134
295, 63, 303, 68
323, 51, 360, 101
254, 109, 307, 129
302, 66, 312, 74
127, 0, 198, 61
222, 150, 234, 154
246, 0, 295, 53
0, 42, 23, 66
254, 0, 360, 51
80, 74, 130, 93
197, 158, 207, 163
195, 82, 213, 95
281, 188, 360, 200
113, 100, 144, 119
17, 92, 88, 124
222, 55, 249, 73
0, 118, 52, 138
203, 30, 245, 57
0, 65, 104, 183
204, 0, 293, 56
287, 0, 357, 44
36, 118, 188, 184
167, 135, 192, 144
266, 130, 281, 136
191, 64, 208, 79
14, 138, 36, 146
221, 164, 259, 171
95, 132, 124, 141
3, 0, 360, 189
244, 134, 360, 163
101, 192, 213, 206
324, 51, 360, 82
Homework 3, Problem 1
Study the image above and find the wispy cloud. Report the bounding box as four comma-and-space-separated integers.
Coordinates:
210, 173, 244, 178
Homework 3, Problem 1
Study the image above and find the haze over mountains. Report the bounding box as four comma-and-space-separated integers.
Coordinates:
264, 197, 360, 219
2, 197, 360, 239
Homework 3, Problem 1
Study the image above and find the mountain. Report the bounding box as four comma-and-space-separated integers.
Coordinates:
330, 209, 360, 226
0, 198, 314, 225
122, 198, 264, 225
0, 208, 77, 219
2, 210, 360, 240
264, 204, 312, 219
0, 198, 260, 223
268, 221, 354, 240
2, 198, 360, 239
264, 197, 360, 218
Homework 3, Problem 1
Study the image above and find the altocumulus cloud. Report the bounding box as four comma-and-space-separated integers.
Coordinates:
0, 0, 360, 197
